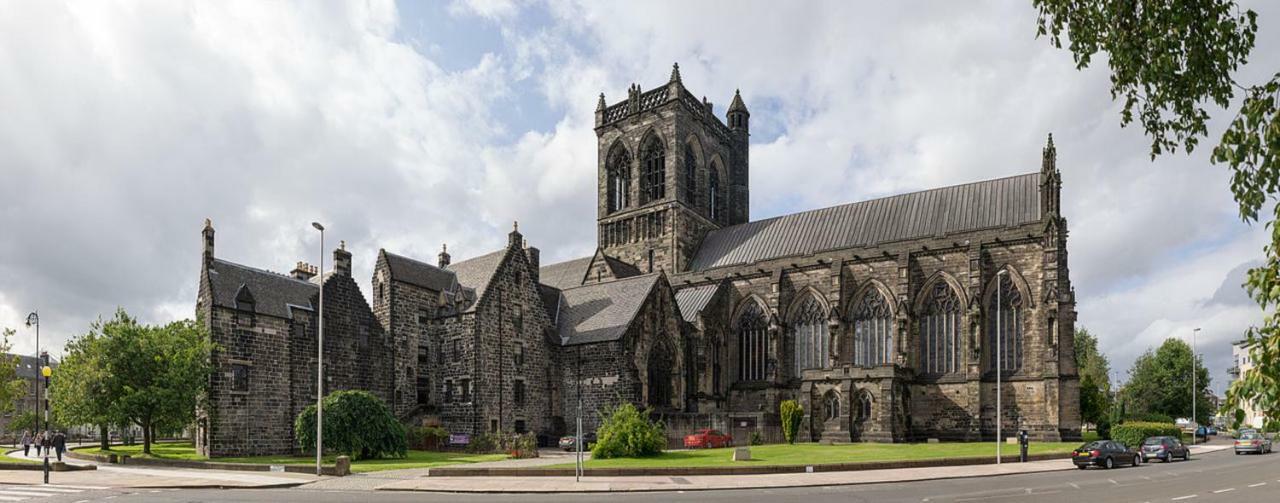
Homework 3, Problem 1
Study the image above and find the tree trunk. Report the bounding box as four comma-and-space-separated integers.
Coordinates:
98, 424, 109, 451
141, 417, 152, 455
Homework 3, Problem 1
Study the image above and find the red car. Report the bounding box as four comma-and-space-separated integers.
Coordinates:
684, 429, 733, 449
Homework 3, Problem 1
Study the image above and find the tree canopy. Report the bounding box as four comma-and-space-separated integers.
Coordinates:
0, 329, 27, 422
1074, 328, 1113, 428
1122, 338, 1214, 425
1033, 0, 1277, 429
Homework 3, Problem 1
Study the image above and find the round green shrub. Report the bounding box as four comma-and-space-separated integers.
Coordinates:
296, 390, 407, 460
1110, 421, 1181, 449
590, 402, 665, 459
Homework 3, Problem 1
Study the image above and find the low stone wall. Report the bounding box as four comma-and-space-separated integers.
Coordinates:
66, 448, 348, 476
425, 452, 1070, 477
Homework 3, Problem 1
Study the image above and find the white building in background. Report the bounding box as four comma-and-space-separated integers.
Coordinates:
1229, 340, 1268, 429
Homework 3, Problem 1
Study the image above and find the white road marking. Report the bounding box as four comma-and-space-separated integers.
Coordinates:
1249, 482, 1266, 488
0, 491, 54, 498
0, 497, 26, 503
1212, 488, 1235, 494
46, 485, 107, 490
8, 487, 80, 493
1067, 482, 1080, 489
1171, 495, 1197, 501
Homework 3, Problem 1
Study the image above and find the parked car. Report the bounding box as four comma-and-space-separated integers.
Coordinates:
1207, 427, 1217, 436
683, 429, 733, 449
1073, 440, 1141, 469
558, 432, 597, 452
1234, 432, 1273, 455
1140, 436, 1189, 463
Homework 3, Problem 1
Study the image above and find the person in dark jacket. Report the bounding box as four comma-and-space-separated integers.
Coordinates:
20, 430, 31, 457
53, 431, 65, 461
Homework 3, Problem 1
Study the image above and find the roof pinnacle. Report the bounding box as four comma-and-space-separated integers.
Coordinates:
597, 93, 606, 111
670, 62, 681, 83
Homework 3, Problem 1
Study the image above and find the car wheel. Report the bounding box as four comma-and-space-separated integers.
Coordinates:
1163, 453, 1171, 463
1132, 455, 1141, 467
1104, 457, 1114, 470
1183, 451, 1190, 461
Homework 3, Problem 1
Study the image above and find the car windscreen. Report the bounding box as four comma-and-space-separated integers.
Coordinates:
1078, 441, 1106, 450
1241, 433, 1259, 440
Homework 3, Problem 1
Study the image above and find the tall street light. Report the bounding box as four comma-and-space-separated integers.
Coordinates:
311, 221, 325, 476
25, 312, 39, 436
995, 269, 1007, 465
1192, 327, 1200, 441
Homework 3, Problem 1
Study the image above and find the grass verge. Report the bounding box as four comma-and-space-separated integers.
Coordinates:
73, 441, 507, 473
553, 441, 1082, 469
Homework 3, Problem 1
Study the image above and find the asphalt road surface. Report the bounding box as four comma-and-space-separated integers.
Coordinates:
22, 444, 1280, 503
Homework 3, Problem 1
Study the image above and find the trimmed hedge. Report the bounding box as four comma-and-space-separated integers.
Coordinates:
1110, 421, 1181, 448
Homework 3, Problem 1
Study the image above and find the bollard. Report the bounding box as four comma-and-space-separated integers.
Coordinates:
42, 456, 49, 484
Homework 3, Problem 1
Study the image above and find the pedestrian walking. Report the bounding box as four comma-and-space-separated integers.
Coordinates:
33, 431, 42, 456
40, 430, 50, 457
20, 430, 30, 457
53, 431, 65, 461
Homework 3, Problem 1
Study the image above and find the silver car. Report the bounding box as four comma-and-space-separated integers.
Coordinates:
1234, 432, 1273, 455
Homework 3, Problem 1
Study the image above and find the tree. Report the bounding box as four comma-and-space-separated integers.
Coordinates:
780, 399, 803, 444
0, 329, 28, 421
1074, 328, 1113, 428
588, 402, 665, 459
50, 317, 123, 450
296, 390, 406, 460
1031, 0, 1279, 431
1122, 338, 1213, 425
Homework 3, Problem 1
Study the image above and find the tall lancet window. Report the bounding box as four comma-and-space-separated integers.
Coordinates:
919, 281, 961, 375
791, 295, 829, 377
684, 144, 698, 205
708, 167, 720, 221
852, 289, 893, 367
641, 135, 666, 203
606, 147, 631, 213
986, 273, 1024, 373
736, 301, 769, 382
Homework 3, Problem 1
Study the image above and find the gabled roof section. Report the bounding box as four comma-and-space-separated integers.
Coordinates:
538, 284, 563, 326
674, 283, 723, 323
447, 248, 508, 313
690, 173, 1043, 271
558, 274, 660, 346
539, 256, 592, 290
603, 254, 641, 278
207, 259, 317, 319
382, 250, 457, 292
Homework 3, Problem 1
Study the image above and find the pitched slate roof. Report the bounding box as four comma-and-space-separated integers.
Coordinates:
674, 283, 721, 323
207, 259, 317, 319
447, 248, 508, 313
690, 173, 1043, 271
557, 274, 659, 346
603, 255, 641, 278
539, 256, 592, 290
382, 251, 456, 292
538, 284, 563, 326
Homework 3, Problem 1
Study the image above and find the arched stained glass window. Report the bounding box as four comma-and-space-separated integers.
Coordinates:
684, 144, 698, 205
823, 390, 840, 421
736, 301, 769, 382
791, 296, 829, 376
708, 167, 720, 222
606, 147, 631, 213
852, 289, 893, 367
919, 280, 961, 375
986, 273, 1024, 373
641, 135, 666, 203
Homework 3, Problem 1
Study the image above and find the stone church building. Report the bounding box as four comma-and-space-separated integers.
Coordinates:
195, 65, 1080, 457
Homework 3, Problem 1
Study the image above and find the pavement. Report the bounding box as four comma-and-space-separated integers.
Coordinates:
3, 445, 320, 489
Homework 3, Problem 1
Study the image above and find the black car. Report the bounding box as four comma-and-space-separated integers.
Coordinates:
1073, 440, 1141, 469
1140, 436, 1189, 462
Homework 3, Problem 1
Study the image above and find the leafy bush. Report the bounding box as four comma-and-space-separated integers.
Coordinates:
1096, 419, 1112, 440
406, 426, 449, 451
749, 431, 764, 446
466, 432, 539, 458
1110, 421, 1181, 449
590, 402, 665, 459
780, 399, 803, 444
296, 390, 407, 460
1124, 412, 1175, 424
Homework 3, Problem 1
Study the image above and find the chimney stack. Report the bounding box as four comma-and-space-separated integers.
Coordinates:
334, 240, 352, 277
508, 221, 522, 249
523, 239, 540, 286
438, 243, 451, 268
202, 218, 215, 266
291, 261, 318, 281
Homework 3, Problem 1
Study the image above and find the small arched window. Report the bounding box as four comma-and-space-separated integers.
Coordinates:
987, 273, 1025, 373
736, 301, 769, 382
852, 289, 893, 367
791, 295, 829, 376
919, 280, 962, 375
856, 390, 873, 422
684, 143, 698, 205
708, 166, 721, 221
823, 390, 840, 421
641, 135, 666, 203
606, 146, 631, 213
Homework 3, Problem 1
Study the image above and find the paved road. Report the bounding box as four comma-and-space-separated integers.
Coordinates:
27, 442, 1280, 502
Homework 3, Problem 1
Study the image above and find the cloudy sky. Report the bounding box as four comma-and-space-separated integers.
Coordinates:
1, 0, 1275, 394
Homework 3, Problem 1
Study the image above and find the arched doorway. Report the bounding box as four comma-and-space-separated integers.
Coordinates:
647, 340, 674, 409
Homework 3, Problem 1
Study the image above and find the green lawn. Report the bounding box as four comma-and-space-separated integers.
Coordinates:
556, 441, 1082, 469
74, 441, 506, 473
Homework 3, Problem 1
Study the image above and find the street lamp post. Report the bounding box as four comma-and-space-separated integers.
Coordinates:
24, 313, 38, 436
996, 269, 1007, 464
312, 222, 325, 476
1192, 327, 1200, 442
